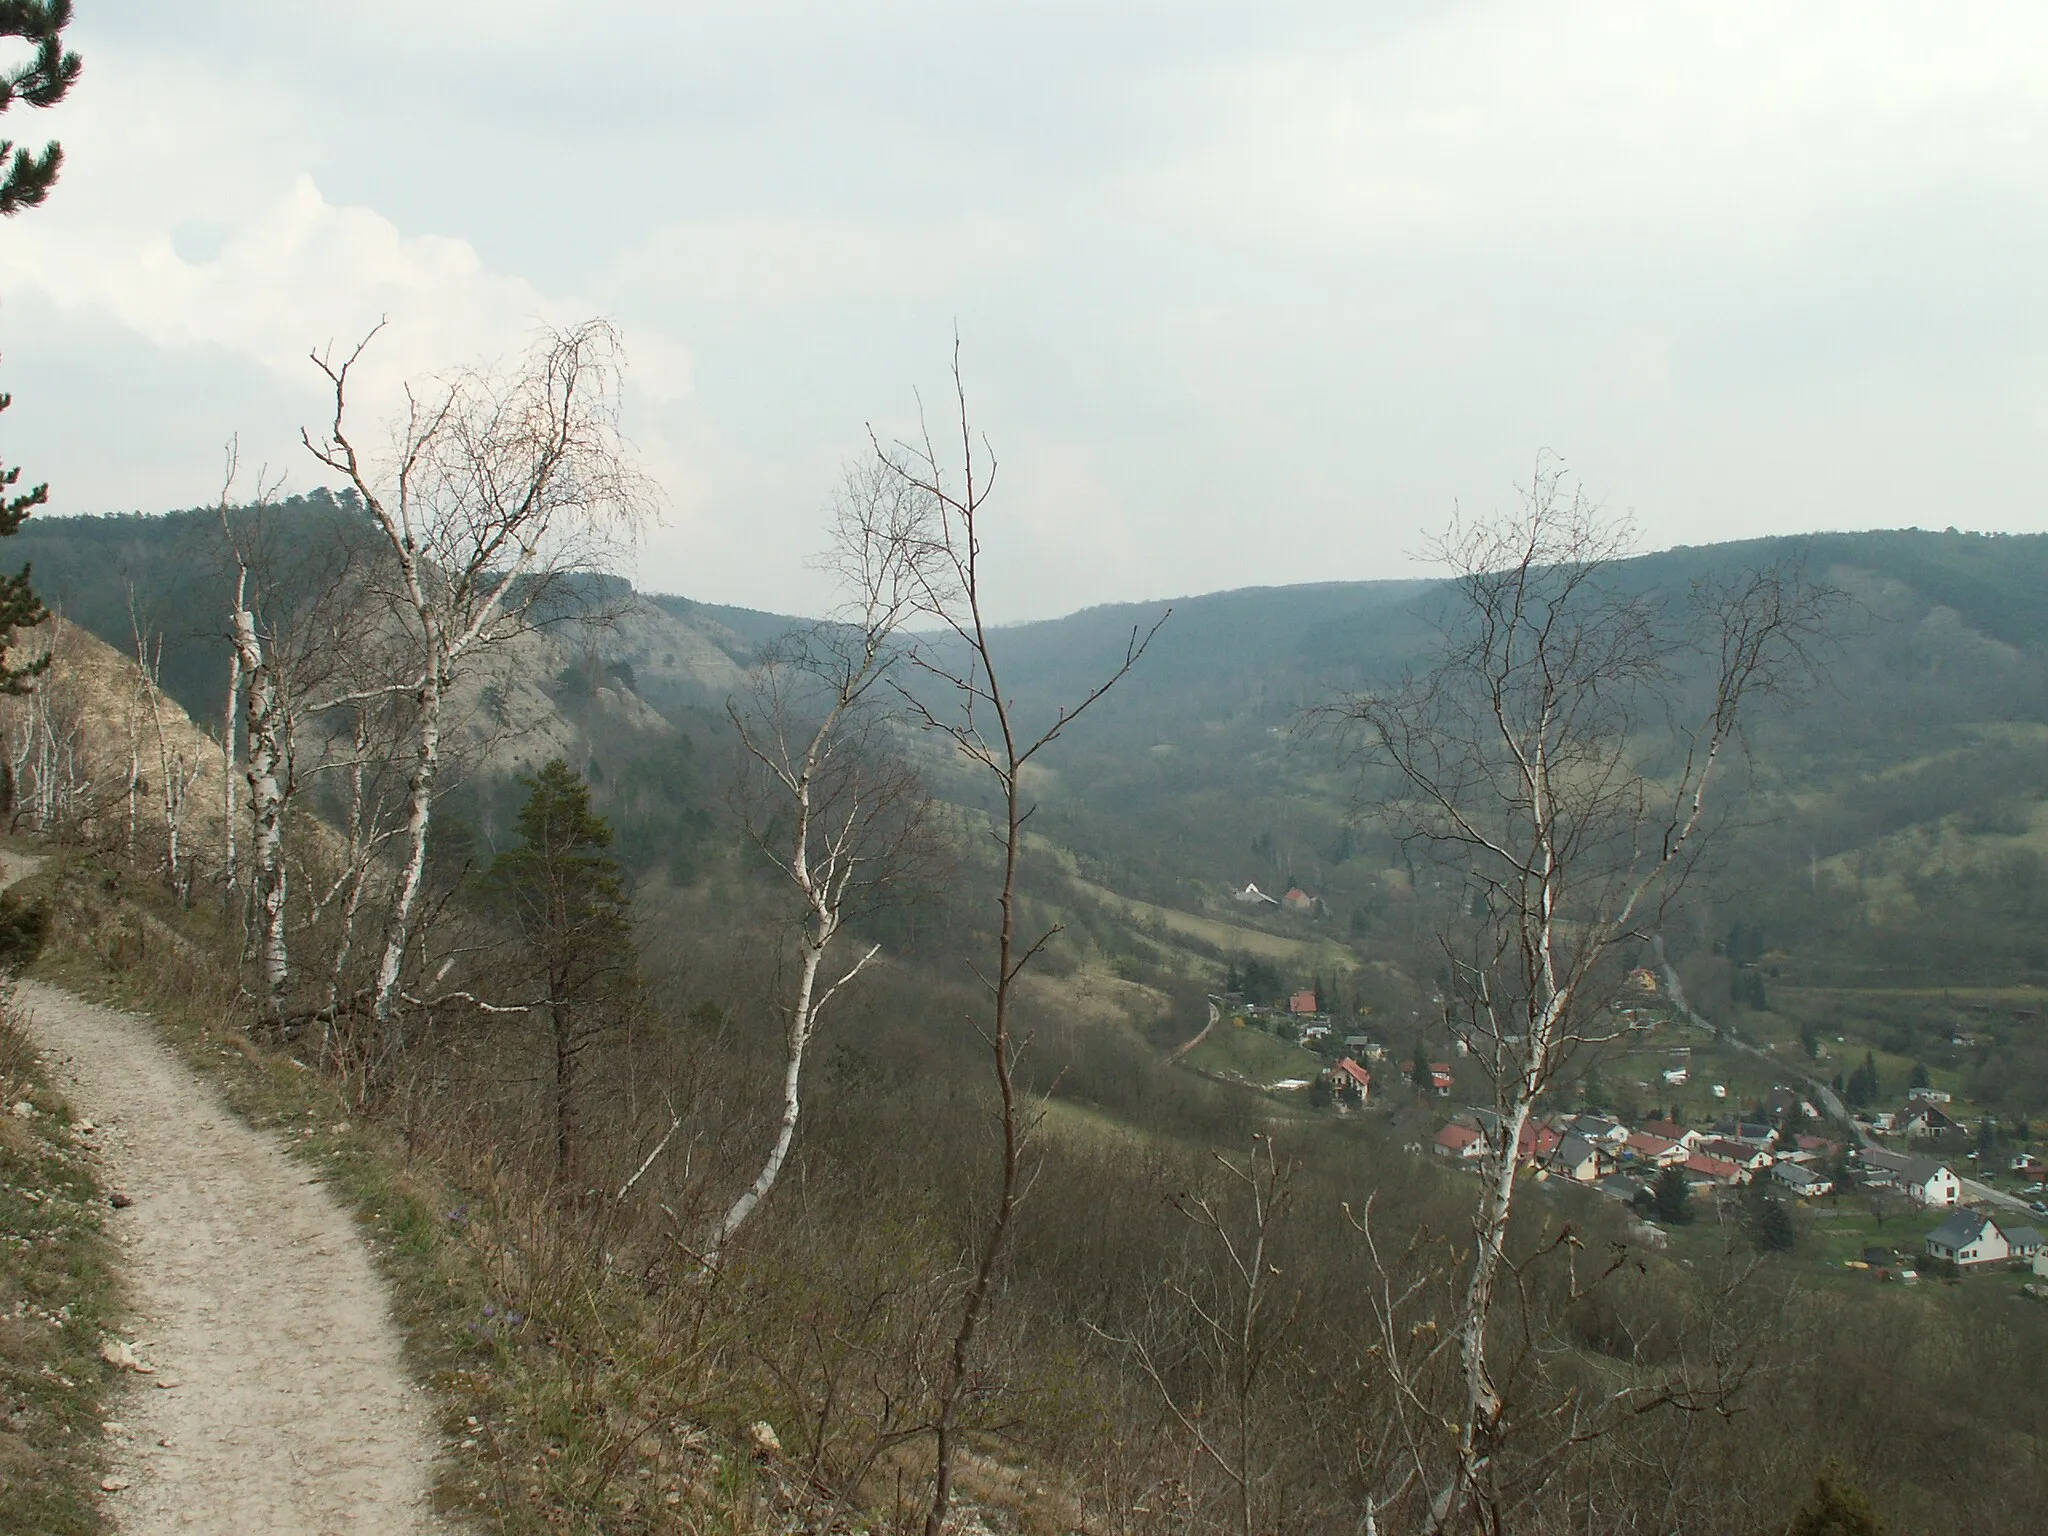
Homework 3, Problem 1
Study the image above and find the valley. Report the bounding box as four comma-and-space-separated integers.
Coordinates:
8, 501, 2048, 1534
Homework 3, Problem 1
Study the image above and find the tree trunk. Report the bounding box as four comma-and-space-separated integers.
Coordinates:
553, 993, 575, 1176
222, 567, 243, 890
706, 937, 827, 1264
926, 783, 1027, 1536
233, 607, 290, 1026
1449, 1092, 1530, 1523
374, 667, 441, 1028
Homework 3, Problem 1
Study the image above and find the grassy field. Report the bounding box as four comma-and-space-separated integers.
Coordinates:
1065, 874, 1351, 967
1185, 1023, 1328, 1087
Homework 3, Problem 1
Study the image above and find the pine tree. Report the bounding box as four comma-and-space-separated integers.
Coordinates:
1785, 1459, 1887, 1536
487, 760, 635, 1175
1750, 1191, 1796, 1252
1651, 1163, 1694, 1225
0, 2, 78, 706
0, 1, 76, 213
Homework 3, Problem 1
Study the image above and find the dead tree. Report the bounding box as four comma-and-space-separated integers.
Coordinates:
302, 319, 650, 1039
1092, 1137, 1302, 1536
708, 460, 937, 1265
127, 599, 203, 898
1328, 457, 1826, 1532
874, 344, 1166, 1536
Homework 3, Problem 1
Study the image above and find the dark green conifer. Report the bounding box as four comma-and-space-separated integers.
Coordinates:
1786, 1459, 1886, 1536
488, 759, 634, 1174
1650, 1163, 1694, 1225
0, 1, 79, 701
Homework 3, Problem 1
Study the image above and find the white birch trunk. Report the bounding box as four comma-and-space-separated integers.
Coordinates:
222, 567, 243, 890
232, 606, 290, 1023
706, 934, 828, 1264
372, 665, 441, 1026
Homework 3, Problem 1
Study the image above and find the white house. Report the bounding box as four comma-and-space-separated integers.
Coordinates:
1858, 1149, 1960, 1206
1773, 1162, 1832, 1198
1542, 1135, 1604, 1183
1924, 1210, 2010, 1270
1569, 1115, 1630, 1149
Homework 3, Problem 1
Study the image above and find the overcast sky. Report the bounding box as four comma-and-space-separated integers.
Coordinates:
1, 2, 2043, 619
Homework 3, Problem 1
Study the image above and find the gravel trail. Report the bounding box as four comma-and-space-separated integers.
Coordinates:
16, 975, 443, 1533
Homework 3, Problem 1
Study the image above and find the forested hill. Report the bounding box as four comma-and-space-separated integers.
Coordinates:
20, 501, 2045, 745
15, 503, 2048, 987
905, 529, 2048, 990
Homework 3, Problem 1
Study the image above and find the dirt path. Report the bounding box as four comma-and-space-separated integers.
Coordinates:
15, 976, 443, 1533
1167, 998, 1221, 1064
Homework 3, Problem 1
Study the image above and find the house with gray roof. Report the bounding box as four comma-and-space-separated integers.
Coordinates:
1569, 1114, 1629, 1147
1857, 1148, 1960, 1206
2004, 1225, 2043, 1261
1542, 1135, 1603, 1182
1595, 1173, 1651, 1204
1925, 1210, 2010, 1270
1772, 1161, 1831, 1198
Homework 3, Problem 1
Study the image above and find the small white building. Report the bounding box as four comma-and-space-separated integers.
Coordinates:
1773, 1162, 1832, 1198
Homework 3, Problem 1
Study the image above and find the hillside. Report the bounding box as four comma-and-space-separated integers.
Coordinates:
22, 506, 2048, 995
10, 504, 2048, 1532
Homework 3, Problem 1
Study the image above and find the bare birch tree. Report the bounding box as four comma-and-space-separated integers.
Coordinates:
707, 461, 937, 1265
873, 347, 1166, 1536
1328, 458, 1826, 1532
127, 601, 203, 897
216, 466, 373, 1029
302, 319, 651, 1038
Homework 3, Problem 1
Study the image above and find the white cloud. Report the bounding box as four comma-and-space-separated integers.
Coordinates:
5, 172, 570, 387
9, 3, 2048, 616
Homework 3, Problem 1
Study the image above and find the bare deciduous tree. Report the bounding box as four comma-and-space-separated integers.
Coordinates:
127, 599, 204, 899
216, 454, 378, 1029
1328, 458, 1826, 1532
708, 461, 938, 1265
1094, 1136, 1301, 1536
872, 346, 1166, 1536
302, 318, 652, 1038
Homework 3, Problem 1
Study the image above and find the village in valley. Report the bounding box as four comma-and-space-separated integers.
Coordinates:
1200, 940, 2048, 1291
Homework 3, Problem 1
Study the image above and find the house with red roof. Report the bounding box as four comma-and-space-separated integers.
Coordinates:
1637, 1119, 1701, 1149
1428, 1063, 1454, 1096
1682, 1151, 1746, 1187
1333, 1058, 1371, 1099
1468, 1111, 1562, 1167
1698, 1137, 1774, 1174
1519, 1122, 1562, 1163
1623, 1131, 1688, 1167
1434, 1122, 1484, 1160
1288, 989, 1318, 1016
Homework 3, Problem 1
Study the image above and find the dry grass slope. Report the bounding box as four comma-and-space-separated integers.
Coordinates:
0, 991, 118, 1536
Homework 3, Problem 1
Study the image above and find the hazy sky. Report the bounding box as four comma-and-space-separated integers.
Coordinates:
2, 3, 2044, 619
